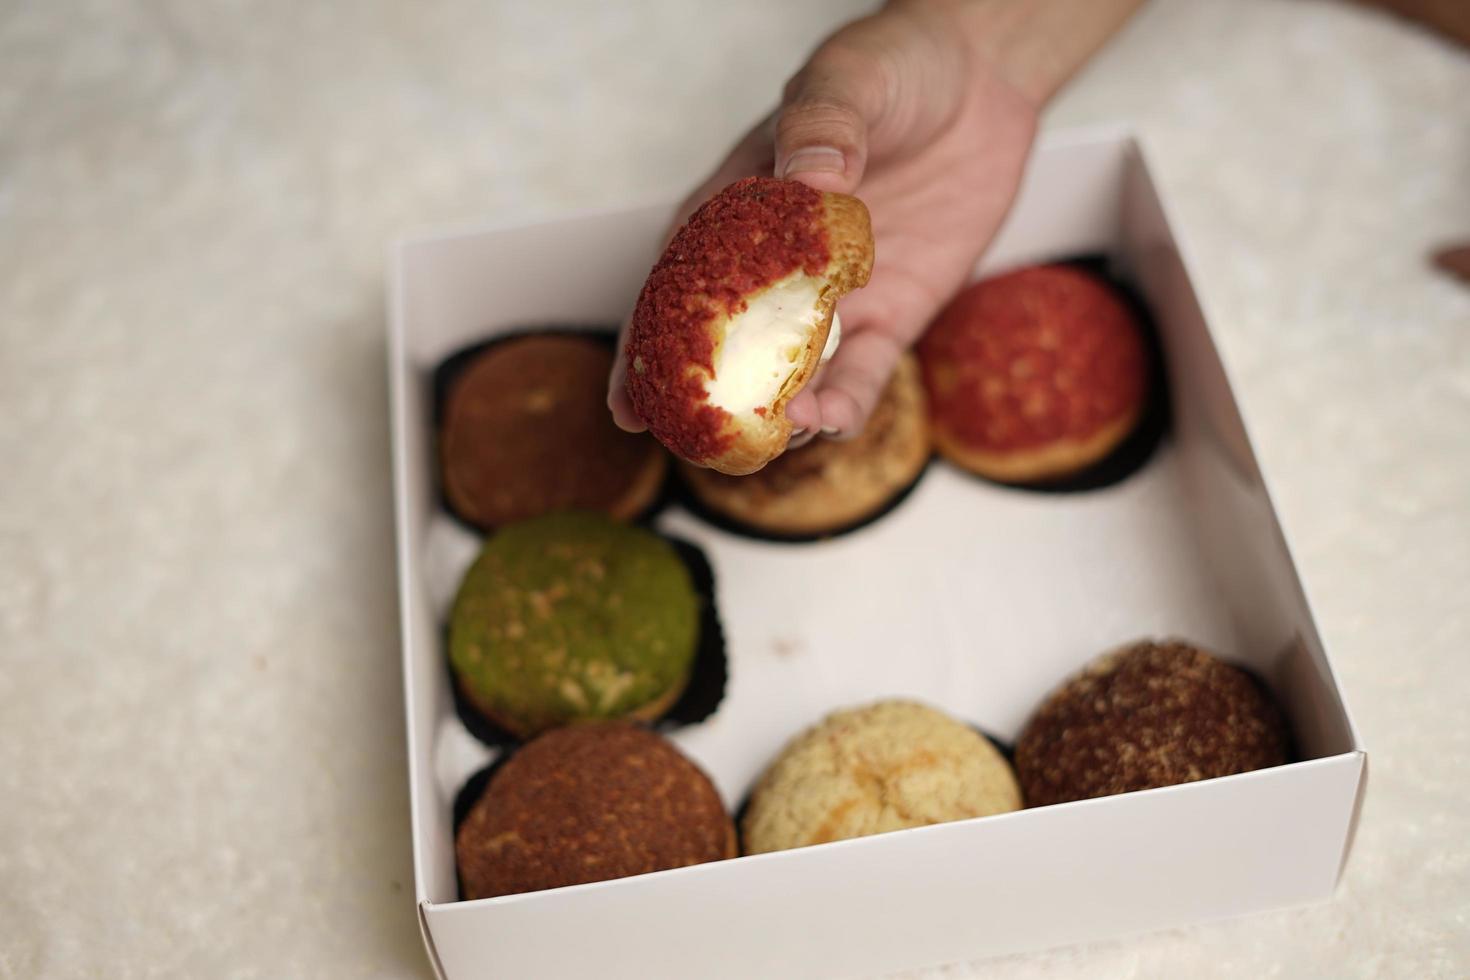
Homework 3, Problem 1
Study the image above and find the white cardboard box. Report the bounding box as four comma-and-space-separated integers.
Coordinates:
388, 127, 1367, 980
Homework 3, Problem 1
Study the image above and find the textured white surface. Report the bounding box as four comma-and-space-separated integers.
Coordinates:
0, 1, 1466, 978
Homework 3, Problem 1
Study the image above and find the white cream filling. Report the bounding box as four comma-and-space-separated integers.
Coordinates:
704, 275, 836, 415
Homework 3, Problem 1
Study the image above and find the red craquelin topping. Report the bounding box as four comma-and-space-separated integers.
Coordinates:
626, 177, 830, 462
919, 265, 1146, 451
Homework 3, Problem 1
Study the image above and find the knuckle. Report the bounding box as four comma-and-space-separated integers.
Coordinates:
776, 98, 864, 148
812, 32, 882, 77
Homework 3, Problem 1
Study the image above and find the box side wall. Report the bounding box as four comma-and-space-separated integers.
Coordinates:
1116, 147, 1359, 759
393, 128, 1368, 978
416, 902, 450, 980
979, 126, 1130, 273
426, 756, 1363, 980
391, 248, 461, 905
398, 204, 669, 365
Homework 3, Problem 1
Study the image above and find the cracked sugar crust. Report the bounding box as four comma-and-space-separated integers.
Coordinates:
742, 700, 1022, 854
1014, 640, 1291, 807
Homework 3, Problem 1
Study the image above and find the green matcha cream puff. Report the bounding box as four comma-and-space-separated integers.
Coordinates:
449, 512, 698, 737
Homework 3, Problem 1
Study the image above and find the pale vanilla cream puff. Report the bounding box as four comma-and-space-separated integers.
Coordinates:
742, 700, 1022, 854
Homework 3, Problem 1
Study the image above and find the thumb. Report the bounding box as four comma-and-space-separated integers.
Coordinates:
774, 41, 881, 194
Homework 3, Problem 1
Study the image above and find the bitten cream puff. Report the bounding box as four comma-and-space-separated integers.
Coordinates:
626, 177, 873, 475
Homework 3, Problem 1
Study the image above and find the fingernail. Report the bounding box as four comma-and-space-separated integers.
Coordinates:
782, 147, 845, 178
820, 425, 840, 436
790, 427, 807, 437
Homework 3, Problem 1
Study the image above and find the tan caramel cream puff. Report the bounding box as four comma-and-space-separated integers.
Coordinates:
678, 354, 930, 537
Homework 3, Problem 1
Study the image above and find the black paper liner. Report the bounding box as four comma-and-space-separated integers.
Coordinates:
450, 753, 508, 902
429, 325, 674, 534
444, 532, 727, 751
978, 726, 1016, 764
452, 755, 509, 837
656, 538, 728, 727
1240, 661, 1299, 766
669, 456, 935, 545
935, 254, 1172, 494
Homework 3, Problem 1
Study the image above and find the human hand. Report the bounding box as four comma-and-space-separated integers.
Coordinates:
608, 0, 1141, 446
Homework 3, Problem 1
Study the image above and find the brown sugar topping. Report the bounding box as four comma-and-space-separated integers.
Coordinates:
626, 177, 829, 462
1014, 640, 1290, 807
440, 335, 661, 528
456, 722, 732, 899
918, 265, 1146, 451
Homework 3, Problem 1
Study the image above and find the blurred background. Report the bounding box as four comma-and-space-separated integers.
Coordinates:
1, 1, 1466, 977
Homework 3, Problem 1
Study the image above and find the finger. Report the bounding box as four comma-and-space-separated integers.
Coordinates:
812, 329, 903, 439
783, 387, 822, 433
606, 320, 647, 432
774, 38, 883, 194
786, 428, 817, 450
